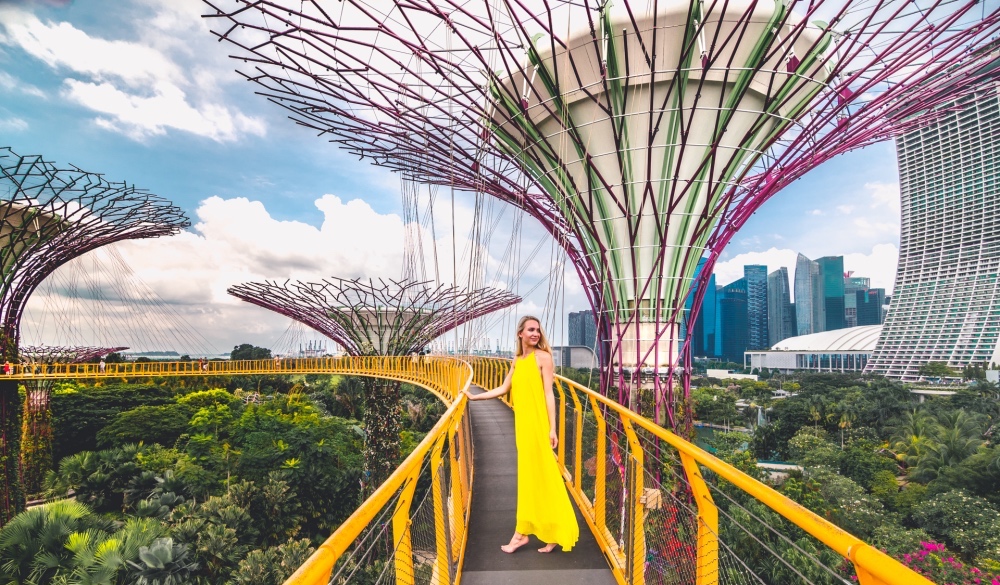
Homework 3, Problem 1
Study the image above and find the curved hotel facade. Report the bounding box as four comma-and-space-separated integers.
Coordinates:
866, 88, 1000, 380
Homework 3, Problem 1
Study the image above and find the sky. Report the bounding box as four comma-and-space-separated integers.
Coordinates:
0, 0, 904, 354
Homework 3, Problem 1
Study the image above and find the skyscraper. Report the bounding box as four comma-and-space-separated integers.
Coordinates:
682, 258, 717, 357
794, 253, 825, 335
719, 277, 749, 363
745, 265, 769, 350
568, 310, 598, 350
868, 89, 1000, 379
817, 256, 846, 331
857, 288, 886, 326
767, 268, 796, 346
844, 276, 871, 328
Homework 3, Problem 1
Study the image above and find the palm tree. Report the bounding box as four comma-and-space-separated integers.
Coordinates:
891, 410, 936, 468
912, 410, 986, 482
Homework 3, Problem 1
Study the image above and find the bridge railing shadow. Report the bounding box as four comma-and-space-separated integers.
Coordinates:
467, 357, 932, 585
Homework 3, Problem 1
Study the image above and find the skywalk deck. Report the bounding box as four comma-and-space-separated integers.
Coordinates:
463, 386, 616, 585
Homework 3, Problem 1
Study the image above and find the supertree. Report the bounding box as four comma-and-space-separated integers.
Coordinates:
204, 0, 1000, 429
18, 346, 127, 495
228, 277, 520, 491
0, 147, 188, 524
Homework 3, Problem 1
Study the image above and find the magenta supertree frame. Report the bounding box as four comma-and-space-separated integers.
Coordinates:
0, 147, 188, 524
205, 0, 1000, 428
228, 277, 520, 489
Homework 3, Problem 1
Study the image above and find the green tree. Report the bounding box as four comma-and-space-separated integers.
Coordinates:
96, 404, 195, 449
912, 489, 1000, 563
229, 538, 314, 585
230, 345, 272, 361
918, 361, 957, 378
126, 537, 199, 585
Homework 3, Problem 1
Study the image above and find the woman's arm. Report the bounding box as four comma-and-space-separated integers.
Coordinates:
463, 363, 514, 401
536, 351, 558, 449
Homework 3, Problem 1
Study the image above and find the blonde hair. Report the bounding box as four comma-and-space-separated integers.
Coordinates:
515, 315, 551, 357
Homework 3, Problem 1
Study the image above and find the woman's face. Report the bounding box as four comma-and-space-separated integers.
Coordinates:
519, 320, 541, 349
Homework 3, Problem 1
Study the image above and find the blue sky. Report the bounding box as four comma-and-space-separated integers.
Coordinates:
0, 0, 903, 353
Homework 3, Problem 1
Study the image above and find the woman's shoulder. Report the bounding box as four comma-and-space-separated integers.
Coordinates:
533, 350, 553, 365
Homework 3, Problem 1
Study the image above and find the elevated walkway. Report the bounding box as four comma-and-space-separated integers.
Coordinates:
463, 386, 615, 585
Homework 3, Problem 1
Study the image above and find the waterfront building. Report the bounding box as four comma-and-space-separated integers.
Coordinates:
682, 258, 717, 357
767, 268, 796, 346
844, 276, 870, 327
568, 310, 598, 352
817, 256, 846, 331
857, 288, 886, 326
867, 89, 1000, 379
794, 254, 825, 335
719, 278, 749, 363
746, 325, 881, 373
745, 265, 769, 350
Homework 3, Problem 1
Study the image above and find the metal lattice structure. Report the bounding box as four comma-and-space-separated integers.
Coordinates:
228, 278, 521, 356
229, 277, 520, 490
0, 147, 188, 524
204, 0, 1000, 427
18, 345, 127, 365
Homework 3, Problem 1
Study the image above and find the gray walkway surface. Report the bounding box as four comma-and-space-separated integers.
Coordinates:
462, 387, 617, 585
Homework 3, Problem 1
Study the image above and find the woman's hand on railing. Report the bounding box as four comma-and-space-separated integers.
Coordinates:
549, 428, 558, 450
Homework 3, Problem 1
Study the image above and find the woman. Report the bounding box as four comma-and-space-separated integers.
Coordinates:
464, 316, 580, 553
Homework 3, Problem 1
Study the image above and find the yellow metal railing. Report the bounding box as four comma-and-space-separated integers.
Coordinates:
468, 357, 933, 585
268, 357, 474, 585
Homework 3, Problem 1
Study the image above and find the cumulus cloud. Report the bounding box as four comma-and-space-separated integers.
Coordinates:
865, 181, 901, 213
21, 193, 555, 354
0, 5, 265, 142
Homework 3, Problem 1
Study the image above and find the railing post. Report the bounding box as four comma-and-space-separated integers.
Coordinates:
568, 384, 583, 491
679, 453, 719, 585
392, 461, 422, 585
430, 432, 450, 584
622, 418, 645, 585
589, 395, 607, 533
555, 379, 566, 469
448, 417, 467, 563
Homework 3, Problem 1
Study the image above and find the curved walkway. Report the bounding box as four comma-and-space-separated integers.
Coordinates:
462, 386, 616, 585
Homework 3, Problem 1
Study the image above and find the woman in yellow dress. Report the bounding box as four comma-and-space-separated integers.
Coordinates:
465, 315, 580, 553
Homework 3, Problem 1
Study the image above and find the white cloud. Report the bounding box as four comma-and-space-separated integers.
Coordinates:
0, 70, 45, 97
0, 117, 28, 132
712, 247, 800, 288
21, 193, 554, 354
865, 181, 901, 213
837, 204, 855, 214
809, 209, 823, 215
0, 5, 265, 142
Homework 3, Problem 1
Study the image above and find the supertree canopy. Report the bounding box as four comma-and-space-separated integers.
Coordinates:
0, 147, 188, 524
229, 277, 520, 492
18, 345, 127, 365
205, 0, 1000, 426
227, 277, 521, 356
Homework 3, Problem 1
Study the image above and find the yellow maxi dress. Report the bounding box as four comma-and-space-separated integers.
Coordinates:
511, 351, 580, 550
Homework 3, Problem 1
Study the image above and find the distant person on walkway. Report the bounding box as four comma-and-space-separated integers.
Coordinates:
98, 358, 106, 373
464, 315, 579, 553
2, 361, 9, 376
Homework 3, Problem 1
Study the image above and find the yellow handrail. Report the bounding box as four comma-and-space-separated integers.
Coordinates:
467, 357, 933, 585
277, 356, 473, 585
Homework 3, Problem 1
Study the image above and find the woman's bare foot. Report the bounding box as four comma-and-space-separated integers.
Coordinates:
500, 534, 529, 553
538, 543, 557, 553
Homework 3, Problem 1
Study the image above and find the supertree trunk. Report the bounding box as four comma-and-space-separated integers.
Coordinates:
362, 379, 402, 496
20, 384, 52, 496
0, 332, 23, 525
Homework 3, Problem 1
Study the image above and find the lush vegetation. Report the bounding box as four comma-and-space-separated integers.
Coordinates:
692, 372, 1000, 583
1, 357, 445, 585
